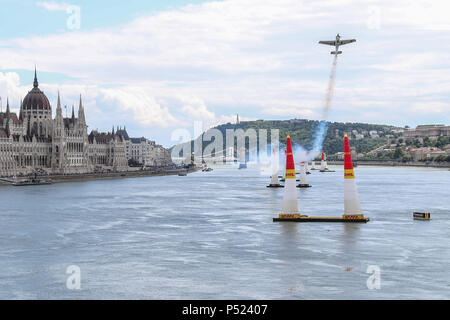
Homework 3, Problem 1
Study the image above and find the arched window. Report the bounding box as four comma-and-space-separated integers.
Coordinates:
32, 122, 38, 136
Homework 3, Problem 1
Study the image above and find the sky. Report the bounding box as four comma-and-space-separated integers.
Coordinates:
0, 0, 449, 147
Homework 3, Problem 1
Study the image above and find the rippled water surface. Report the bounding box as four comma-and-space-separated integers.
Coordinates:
0, 166, 449, 299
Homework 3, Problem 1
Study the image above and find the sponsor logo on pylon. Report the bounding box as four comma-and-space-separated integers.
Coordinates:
284, 135, 296, 179
286, 169, 295, 178
280, 135, 300, 215
344, 169, 354, 178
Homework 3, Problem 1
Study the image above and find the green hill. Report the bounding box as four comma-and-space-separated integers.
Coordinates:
171, 119, 396, 160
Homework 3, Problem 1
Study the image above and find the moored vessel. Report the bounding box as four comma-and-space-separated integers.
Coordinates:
12, 177, 52, 186
413, 212, 430, 220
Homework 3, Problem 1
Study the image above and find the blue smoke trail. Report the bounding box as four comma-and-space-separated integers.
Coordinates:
291, 120, 328, 162
311, 120, 328, 154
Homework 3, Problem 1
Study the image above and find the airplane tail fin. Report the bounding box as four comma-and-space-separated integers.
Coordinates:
331, 51, 342, 55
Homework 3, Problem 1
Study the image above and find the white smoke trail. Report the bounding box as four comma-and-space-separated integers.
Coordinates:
322, 54, 338, 120
293, 55, 339, 162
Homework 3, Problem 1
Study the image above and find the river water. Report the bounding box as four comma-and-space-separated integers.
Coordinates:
0, 166, 449, 299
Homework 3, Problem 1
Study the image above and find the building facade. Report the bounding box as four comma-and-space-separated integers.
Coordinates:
0, 70, 170, 177
407, 147, 447, 161
115, 128, 172, 167
403, 125, 450, 139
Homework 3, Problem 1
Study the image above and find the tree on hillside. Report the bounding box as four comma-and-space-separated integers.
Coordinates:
435, 136, 450, 149
173, 119, 394, 161
401, 154, 412, 163
413, 139, 421, 147
423, 137, 432, 147
393, 147, 404, 159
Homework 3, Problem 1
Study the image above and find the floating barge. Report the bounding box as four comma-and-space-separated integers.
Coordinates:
413, 212, 430, 221
12, 178, 53, 186
273, 214, 369, 223
267, 184, 284, 188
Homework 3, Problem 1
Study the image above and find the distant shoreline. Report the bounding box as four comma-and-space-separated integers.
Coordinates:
327, 160, 450, 169
0, 166, 199, 186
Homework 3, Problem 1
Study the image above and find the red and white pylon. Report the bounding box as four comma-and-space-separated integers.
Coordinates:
320, 152, 328, 171
343, 134, 363, 218
281, 136, 299, 214
267, 147, 283, 188
297, 161, 311, 188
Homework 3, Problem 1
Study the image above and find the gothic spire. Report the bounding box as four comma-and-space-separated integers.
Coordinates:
19, 99, 24, 121
112, 125, 115, 135
57, 91, 61, 109
78, 94, 86, 124
6, 98, 10, 115
79, 94, 83, 109
71, 104, 75, 123
33, 66, 39, 88
56, 91, 63, 119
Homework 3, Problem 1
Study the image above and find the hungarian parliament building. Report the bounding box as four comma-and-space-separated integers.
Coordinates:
0, 70, 171, 177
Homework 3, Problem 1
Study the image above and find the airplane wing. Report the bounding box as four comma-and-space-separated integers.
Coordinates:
340, 39, 356, 45
319, 40, 336, 46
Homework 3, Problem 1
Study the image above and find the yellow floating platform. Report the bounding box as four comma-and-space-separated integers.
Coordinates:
273, 214, 369, 223
413, 212, 430, 220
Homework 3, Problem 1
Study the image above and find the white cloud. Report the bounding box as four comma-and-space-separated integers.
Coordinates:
36, 1, 70, 11
1, 0, 450, 145
0, 72, 29, 112
99, 87, 178, 127
180, 95, 215, 122
0, 71, 244, 137
411, 102, 450, 114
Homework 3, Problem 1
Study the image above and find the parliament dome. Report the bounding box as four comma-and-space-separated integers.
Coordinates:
22, 69, 51, 111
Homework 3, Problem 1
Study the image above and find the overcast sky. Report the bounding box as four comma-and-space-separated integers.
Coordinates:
0, 0, 449, 146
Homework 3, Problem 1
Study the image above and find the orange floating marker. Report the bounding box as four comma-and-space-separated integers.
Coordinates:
320, 152, 325, 168
297, 161, 311, 188
343, 134, 368, 221
320, 152, 334, 172
278, 136, 301, 218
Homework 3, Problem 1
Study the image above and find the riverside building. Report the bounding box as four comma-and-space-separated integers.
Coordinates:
0, 70, 170, 177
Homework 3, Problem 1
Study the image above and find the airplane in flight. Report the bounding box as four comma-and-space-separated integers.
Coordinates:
319, 34, 356, 55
